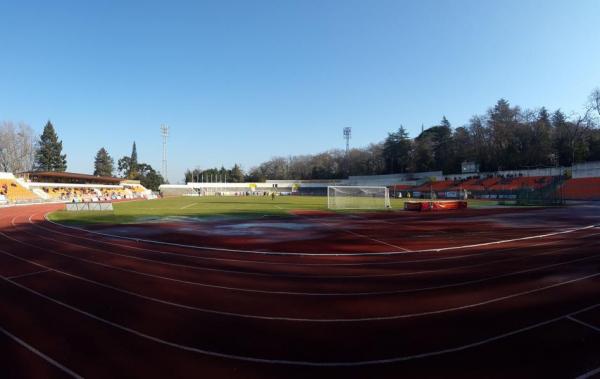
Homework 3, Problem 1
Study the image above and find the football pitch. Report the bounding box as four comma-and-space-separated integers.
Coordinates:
48, 196, 499, 224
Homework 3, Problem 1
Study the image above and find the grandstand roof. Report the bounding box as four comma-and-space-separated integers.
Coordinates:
19, 171, 122, 185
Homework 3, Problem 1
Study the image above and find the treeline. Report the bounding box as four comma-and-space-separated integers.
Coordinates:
0, 121, 165, 191
187, 89, 600, 182
184, 164, 245, 183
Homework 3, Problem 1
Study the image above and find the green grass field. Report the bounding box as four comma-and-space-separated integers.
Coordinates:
48, 196, 500, 225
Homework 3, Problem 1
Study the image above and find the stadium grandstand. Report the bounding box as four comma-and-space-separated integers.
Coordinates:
0, 172, 40, 203
0, 171, 153, 205
159, 160, 600, 203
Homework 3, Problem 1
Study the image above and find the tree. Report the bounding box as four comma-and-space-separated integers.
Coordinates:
0, 121, 36, 173
129, 142, 139, 179
587, 88, 600, 122
587, 129, 600, 161
450, 126, 474, 172
117, 142, 141, 179
132, 163, 164, 191
229, 164, 244, 182
34, 121, 67, 172
527, 107, 553, 166
487, 99, 521, 170
117, 156, 132, 178
141, 170, 165, 191
435, 117, 454, 172
412, 136, 435, 172
551, 110, 571, 166
551, 109, 592, 165
93, 148, 114, 177
414, 118, 453, 172
382, 126, 412, 173
194, 89, 600, 180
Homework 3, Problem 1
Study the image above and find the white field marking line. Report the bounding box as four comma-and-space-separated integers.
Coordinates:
0, 324, 83, 378
35, 213, 577, 267
18, 230, 563, 280
39, 209, 600, 268
25, 215, 600, 278
1, 269, 599, 368
19, 211, 600, 275
1, 235, 600, 322
303, 215, 411, 252
567, 316, 600, 333
576, 365, 600, 379
25, 215, 588, 280
7, 269, 52, 280
9, 216, 600, 298
43, 213, 599, 257
38, 211, 600, 268
180, 202, 196, 210
18, 219, 600, 289
273, 205, 283, 209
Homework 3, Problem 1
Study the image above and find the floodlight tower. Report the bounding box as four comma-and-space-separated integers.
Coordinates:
343, 127, 351, 155
160, 124, 169, 182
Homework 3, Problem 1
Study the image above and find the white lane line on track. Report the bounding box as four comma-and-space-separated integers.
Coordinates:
37, 205, 600, 268
15, 220, 600, 295
576, 365, 600, 379
0, 324, 83, 378
25, 214, 586, 279
1, 239, 599, 322
346, 229, 411, 251
567, 316, 600, 333
42, 213, 598, 266
302, 215, 411, 252
7, 216, 600, 298
43, 213, 598, 257
36, 213, 568, 267
7, 269, 52, 280
0, 267, 598, 366
180, 203, 196, 210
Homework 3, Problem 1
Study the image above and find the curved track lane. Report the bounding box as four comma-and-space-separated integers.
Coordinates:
0, 203, 599, 378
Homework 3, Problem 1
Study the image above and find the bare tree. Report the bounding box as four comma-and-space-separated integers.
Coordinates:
587, 88, 600, 123
0, 121, 37, 173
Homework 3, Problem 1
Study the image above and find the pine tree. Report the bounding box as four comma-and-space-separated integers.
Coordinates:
440, 116, 451, 129
230, 164, 244, 182
93, 147, 114, 177
129, 142, 139, 179
34, 121, 67, 172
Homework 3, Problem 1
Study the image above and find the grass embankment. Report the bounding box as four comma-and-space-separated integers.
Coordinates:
48, 196, 498, 225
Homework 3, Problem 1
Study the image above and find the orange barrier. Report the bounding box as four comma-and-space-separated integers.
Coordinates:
412, 180, 456, 192
560, 178, 600, 200
488, 176, 552, 191
404, 200, 468, 211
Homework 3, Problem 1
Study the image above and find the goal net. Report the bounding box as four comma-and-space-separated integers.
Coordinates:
327, 186, 391, 210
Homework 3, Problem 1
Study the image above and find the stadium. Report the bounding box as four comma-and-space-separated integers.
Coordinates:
2, 2, 600, 379
1, 155, 600, 378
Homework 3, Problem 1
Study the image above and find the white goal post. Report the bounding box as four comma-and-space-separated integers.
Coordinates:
327, 186, 391, 210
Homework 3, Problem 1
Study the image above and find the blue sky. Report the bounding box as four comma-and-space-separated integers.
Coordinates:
1, 0, 599, 183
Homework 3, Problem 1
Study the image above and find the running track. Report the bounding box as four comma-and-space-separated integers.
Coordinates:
0, 203, 599, 378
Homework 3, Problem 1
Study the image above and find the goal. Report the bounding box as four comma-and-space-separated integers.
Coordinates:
327, 186, 391, 210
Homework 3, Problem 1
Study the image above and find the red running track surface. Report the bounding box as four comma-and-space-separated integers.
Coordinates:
0, 203, 599, 378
